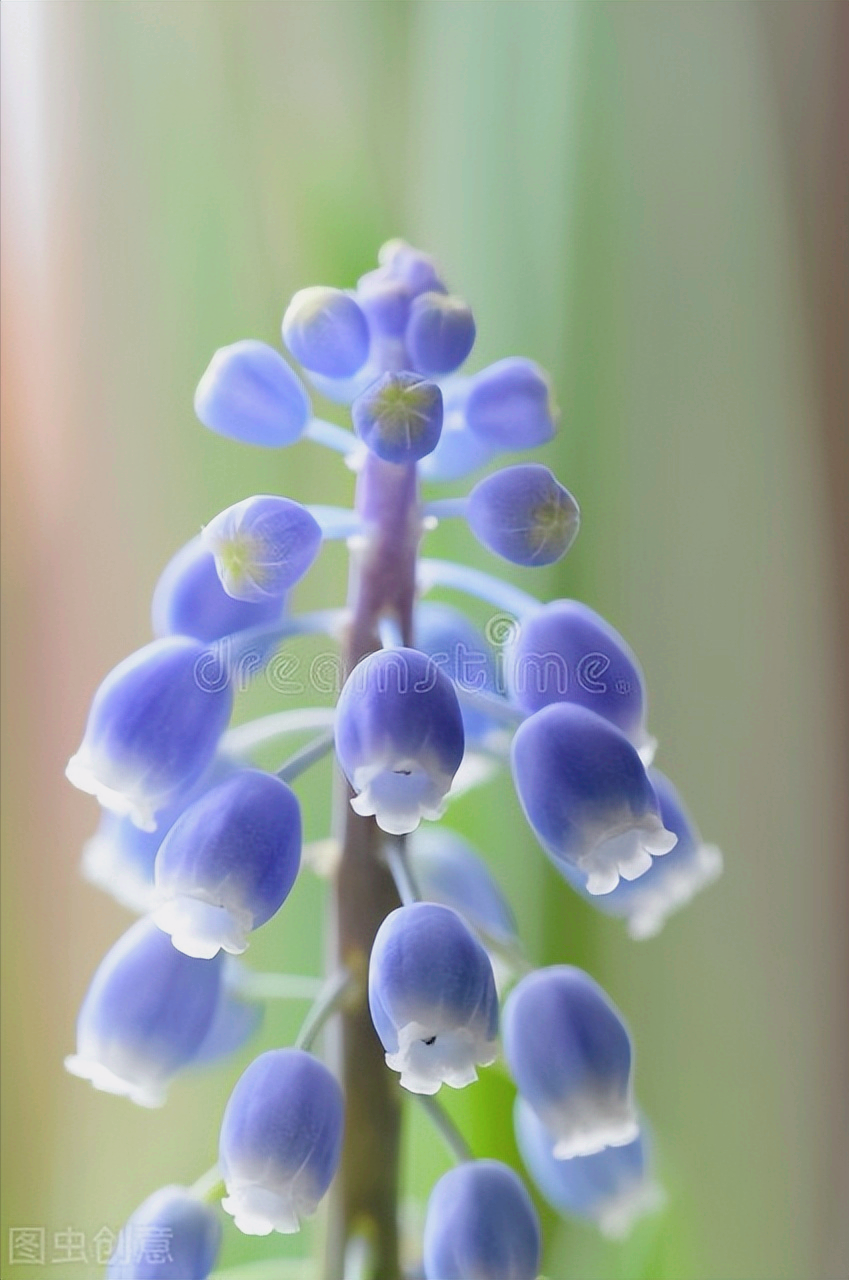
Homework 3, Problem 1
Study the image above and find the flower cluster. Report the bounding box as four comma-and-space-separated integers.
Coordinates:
66, 241, 720, 1278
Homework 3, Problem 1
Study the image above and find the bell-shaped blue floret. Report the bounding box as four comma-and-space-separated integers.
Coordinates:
282, 286, 370, 378
417, 378, 499, 482
356, 268, 412, 340
503, 966, 638, 1160
335, 648, 465, 835
511, 704, 676, 895
65, 918, 223, 1107
467, 464, 580, 567
414, 601, 500, 743
407, 828, 517, 947
219, 1048, 343, 1235
423, 1160, 541, 1280
464, 357, 557, 449
406, 292, 476, 376
506, 599, 652, 757
66, 638, 233, 832
153, 768, 301, 959
567, 769, 723, 939
201, 495, 322, 604
152, 536, 285, 645
352, 372, 443, 464
107, 1185, 221, 1280
369, 902, 498, 1095
378, 239, 446, 296
194, 340, 311, 447
514, 1098, 664, 1239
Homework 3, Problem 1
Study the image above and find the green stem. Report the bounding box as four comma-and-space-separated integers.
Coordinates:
295, 968, 359, 1053
416, 1095, 474, 1165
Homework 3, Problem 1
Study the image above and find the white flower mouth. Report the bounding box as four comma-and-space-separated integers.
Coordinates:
64, 1052, 166, 1109
350, 758, 453, 835
541, 1090, 639, 1161
596, 1176, 666, 1239
626, 843, 723, 940
66, 750, 159, 832
154, 895, 253, 959
385, 1019, 497, 1095
81, 831, 157, 915
579, 814, 677, 896
221, 1182, 304, 1236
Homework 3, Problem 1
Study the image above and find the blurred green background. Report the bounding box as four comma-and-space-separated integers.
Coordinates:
2, 2, 847, 1278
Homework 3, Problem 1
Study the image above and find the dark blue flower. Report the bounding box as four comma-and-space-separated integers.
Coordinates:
282, 286, 370, 378
466, 464, 580, 567
194, 340, 311, 447
107, 1186, 221, 1280
423, 1160, 540, 1280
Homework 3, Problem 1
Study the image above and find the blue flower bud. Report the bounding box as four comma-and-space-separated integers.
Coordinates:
466, 464, 580, 567
219, 1048, 343, 1235
511, 704, 676, 895
369, 903, 498, 1094
334, 648, 465, 835
569, 769, 723, 939
514, 1098, 664, 1239
414, 601, 499, 742
351, 372, 443, 464
356, 268, 412, 339
423, 1160, 541, 1280
66, 638, 233, 832
65, 918, 223, 1107
503, 966, 638, 1160
406, 292, 476, 376
282, 286, 370, 378
417, 378, 499, 482
200, 495, 322, 604
507, 599, 652, 756
107, 1186, 221, 1280
194, 340, 311, 447
152, 536, 285, 644
81, 811, 163, 914
464, 357, 557, 449
378, 239, 445, 295
154, 768, 301, 958
407, 828, 517, 947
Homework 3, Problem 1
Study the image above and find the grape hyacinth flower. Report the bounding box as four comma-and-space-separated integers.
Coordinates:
369, 902, 498, 1094
466, 464, 580, 567
334, 647, 465, 834
152, 535, 286, 645
514, 1097, 664, 1240
503, 966, 638, 1159
194, 339, 311, 447
565, 768, 723, 939
423, 1160, 541, 1280
65, 918, 224, 1107
507, 598, 654, 759
282, 286, 371, 378
352, 372, 443, 464
511, 703, 677, 894
63, 238, 719, 1276
107, 1186, 222, 1280
201, 495, 322, 603
153, 768, 302, 958
406, 828, 517, 949
219, 1048, 344, 1235
66, 637, 233, 831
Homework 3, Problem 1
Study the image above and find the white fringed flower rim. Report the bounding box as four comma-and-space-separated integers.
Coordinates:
543, 1091, 639, 1161
596, 1176, 667, 1239
350, 758, 453, 836
154, 895, 253, 959
221, 1182, 309, 1236
627, 843, 724, 940
580, 813, 677, 897
64, 1052, 166, 1109
385, 1019, 497, 1095
65, 750, 159, 833
80, 831, 158, 915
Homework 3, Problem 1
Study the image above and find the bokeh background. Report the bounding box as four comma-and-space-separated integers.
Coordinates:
2, 3, 847, 1278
